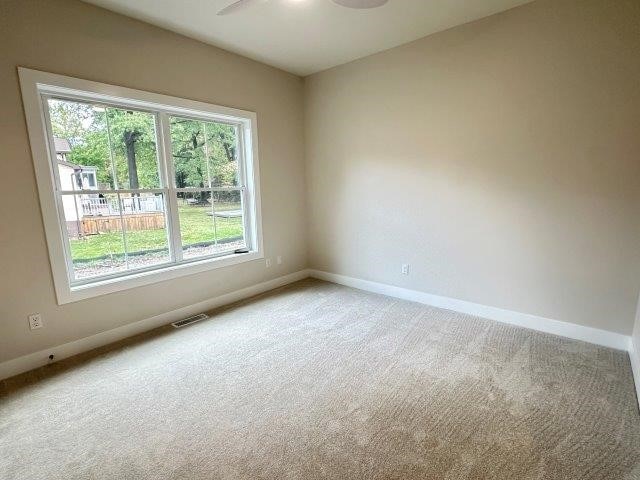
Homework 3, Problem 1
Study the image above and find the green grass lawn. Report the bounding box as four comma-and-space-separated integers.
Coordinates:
70, 205, 243, 261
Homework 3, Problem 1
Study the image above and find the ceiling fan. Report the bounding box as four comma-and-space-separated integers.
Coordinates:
217, 0, 389, 16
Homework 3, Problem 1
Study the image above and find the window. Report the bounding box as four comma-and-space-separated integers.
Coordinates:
19, 68, 262, 304
80, 171, 96, 188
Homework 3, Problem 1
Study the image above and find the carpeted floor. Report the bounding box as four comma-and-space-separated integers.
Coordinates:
1, 279, 639, 479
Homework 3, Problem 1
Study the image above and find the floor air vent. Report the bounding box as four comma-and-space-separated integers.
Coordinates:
171, 313, 209, 328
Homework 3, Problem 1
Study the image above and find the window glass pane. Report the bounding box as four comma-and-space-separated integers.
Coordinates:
118, 192, 171, 271
176, 190, 244, 259
63, 193, 127, 280
170, 116, 239, 188
177, 191, 217, 259
212, 190, 245, 250
63, 192, 170, 281
47, 98, 160, 190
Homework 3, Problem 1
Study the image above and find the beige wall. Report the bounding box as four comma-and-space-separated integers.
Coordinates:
304, 0, 640, 334
634, 296, 640, 354
0, 0, 306, 363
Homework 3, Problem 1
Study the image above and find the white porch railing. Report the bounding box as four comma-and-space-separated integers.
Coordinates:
81, 196, 163, 217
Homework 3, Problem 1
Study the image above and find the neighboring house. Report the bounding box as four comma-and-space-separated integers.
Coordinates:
54, 137, 71, 162
55, 137, 98, 191
54, 137, 99, 238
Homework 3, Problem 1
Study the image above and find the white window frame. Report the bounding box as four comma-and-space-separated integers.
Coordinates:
19, 68, 263, 305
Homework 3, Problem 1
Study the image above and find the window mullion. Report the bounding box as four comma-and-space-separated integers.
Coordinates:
210, 188, 218, 247
158, 112, 183, 263
116, 192, 130, 270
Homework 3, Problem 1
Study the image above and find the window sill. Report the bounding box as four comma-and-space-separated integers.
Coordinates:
58, 250, 263, 305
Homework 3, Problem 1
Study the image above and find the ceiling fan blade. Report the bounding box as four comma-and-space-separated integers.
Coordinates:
331, 0, 388, 8
217, 0, 266, 16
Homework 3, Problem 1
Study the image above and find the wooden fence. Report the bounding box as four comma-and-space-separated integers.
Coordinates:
81, 213, 165, 235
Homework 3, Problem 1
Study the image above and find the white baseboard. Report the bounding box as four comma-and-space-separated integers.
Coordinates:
309, 270, 631, 352
0, 269, 310, 381
3, 268, 635, 394
629, 338, 640, 408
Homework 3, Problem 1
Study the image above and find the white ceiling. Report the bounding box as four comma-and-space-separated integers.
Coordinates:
82, 0, 533, 76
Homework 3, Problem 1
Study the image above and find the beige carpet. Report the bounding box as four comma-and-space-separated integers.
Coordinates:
1, 279, 639, 479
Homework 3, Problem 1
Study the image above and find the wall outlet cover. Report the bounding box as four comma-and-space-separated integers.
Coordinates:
28, 313, 43, 330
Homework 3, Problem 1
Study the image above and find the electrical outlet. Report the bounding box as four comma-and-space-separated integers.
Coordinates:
266, 258, 272, 268
401, 264, 410, 275
28, 313, 43, 330
276, 256, 282, 265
